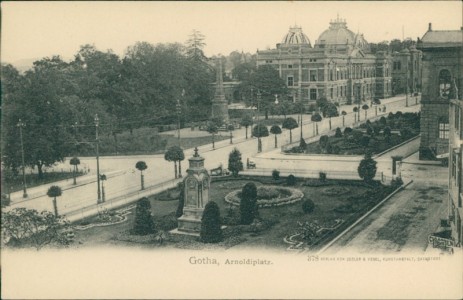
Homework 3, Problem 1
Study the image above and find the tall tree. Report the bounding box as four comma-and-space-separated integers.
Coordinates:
282, 117, 298, 143
270, 125, 282, 148
240, 114, 253, 139
135, 161, 148, 190
47, 186, 62, 217
228, 148, 243, 177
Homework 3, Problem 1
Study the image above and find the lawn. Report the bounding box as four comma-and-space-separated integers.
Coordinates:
71, 176, 398, 252
286, 111, 420, 155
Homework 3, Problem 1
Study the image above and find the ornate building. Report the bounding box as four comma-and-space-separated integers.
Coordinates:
417, 23, 462, 160
256, 17, 393, 106
417, 23, 463, 248
391, 45, 422, 96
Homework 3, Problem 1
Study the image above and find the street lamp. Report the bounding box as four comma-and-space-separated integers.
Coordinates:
176, 98, 181, 144
95, 114, 102, 204
17, 119, 28, 198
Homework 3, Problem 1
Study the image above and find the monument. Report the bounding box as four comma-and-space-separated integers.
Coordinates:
211, 58, 230, 124
176, 147, 211, 234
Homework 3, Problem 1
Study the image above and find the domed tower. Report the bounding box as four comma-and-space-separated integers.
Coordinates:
282, 26, 311, 46
315, 16, 356, 50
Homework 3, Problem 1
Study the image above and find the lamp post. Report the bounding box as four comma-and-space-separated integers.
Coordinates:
257, 90, 262, 153
95, 114, 101, 203
176, 98, 181, 144
17, 119, 28, 198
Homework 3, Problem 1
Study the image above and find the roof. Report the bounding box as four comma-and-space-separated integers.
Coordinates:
420, 30, 463, 47
315, 16, 356, 47
281, 26, 311, 46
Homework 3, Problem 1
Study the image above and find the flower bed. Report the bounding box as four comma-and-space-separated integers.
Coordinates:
225, 186, 304, 208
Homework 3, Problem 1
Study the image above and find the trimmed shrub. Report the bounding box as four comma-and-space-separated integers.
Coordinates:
272, 169, 280, 180
319, 135, 329, 149
175, 183, 185, 218
299, 138, 307, 149
240, 183, 258, 225
319, 172, 327, 182
200, 201, 223, 243
228, 148, 243, 176
302, 198, 315, 214
343, 127, 353, 135
132, 197, 155, 235
358, 153, 377, 182
335, 127, 342, 137
286, 174, 297, 186
379, 116, 387, 126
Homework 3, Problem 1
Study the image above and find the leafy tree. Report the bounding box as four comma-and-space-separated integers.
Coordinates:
282, 117, 298, 143
344, 127, 353, 135
47, 186, 62, 217
353, 106, 359, 122
206, 121, 219, 149
185, 29, 207, 62
164, 146, 184, 178
132, 197, 155, 235
270, 125, 282, 148
240, 182, 258, 225
228, 148, 243, 177
240, 114, 253, 139
311, 113, 322, 135
362, 104, 370, 120
227, 124, 235, 144
232, 62, 256, 82
175, 182, 185, 218
1, 208, 73, 250
135, 161, 148, 190
358, 152, 377, 182
252, 124, 269, 138
70, 157, 80, 185
341, 110, 347, 127
200, 201, 223, 243
239, 65, 288, 119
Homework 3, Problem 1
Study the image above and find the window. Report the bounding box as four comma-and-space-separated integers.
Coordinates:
397, 61, 401, 70
287, 76, 294, 87
309, 70, 317, 82
310, 89, 317, 100
439, 120, 449, 139
318, 69, 324, 81
439, 69, 452, 99
455, 106, 461, 132
265, 60, 273, 63
288, 64, 293, 69
330, 70, 334, 81
330, 88, 334, 99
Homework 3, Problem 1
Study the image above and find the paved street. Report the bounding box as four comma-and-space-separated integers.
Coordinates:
6, 95, 419, 219
323, 162, 449, 254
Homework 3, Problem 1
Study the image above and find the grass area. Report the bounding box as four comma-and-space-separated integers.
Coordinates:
75, 126, 229, 156
2, 171, 85, 194
72, 176, 397, 251
287, 112, 420, 155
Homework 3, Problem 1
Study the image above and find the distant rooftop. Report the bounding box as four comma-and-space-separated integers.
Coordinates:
419, 23, 463, 48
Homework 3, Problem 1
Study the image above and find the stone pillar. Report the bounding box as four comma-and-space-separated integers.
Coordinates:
211, 58, 230, 124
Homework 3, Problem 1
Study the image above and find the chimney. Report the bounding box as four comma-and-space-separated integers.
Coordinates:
428, 23, 432, 31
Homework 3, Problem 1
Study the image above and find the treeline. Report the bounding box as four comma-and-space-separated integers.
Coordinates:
1, 32, 226, 177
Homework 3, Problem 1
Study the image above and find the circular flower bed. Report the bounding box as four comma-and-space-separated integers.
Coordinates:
225, 186, 303, 208
321, 186, 350, 196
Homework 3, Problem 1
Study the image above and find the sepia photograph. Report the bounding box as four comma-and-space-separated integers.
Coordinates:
1, 1, 462, 299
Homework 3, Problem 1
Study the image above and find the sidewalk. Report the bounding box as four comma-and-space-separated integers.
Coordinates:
9, 170, 126, 204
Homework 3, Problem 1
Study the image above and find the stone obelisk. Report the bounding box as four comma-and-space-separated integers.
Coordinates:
211, 58, 230, 124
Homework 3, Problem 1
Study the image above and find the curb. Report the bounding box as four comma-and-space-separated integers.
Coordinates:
315, 179, 413, 254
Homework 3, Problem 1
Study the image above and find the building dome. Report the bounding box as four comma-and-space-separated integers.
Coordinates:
281, 26, 311, 46
354, 33, 370, 52
315, 16, 356, 47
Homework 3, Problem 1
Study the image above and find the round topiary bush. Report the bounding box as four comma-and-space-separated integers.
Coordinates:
287, 174, 296, 186
302, 198, 315, 214
272, 169, 280, 180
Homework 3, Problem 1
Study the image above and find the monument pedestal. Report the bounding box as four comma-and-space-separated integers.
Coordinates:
177, 207, 203, 233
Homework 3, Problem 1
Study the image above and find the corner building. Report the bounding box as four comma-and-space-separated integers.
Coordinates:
256, 17, 393, 106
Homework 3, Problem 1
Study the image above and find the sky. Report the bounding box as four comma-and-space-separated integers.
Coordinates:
1, 1, 462, 66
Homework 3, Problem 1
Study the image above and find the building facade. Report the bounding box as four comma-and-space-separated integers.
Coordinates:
256, 17, 393, 106
391, 45, 422, 95
417, 23, 463, 160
